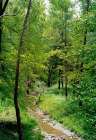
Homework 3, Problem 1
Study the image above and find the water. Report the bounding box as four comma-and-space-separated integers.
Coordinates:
28, 108, 82, 140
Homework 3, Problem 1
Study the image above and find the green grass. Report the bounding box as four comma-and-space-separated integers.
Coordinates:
22, 111, 43, 140
0, 97, 43, 140
39, 87, 96, 140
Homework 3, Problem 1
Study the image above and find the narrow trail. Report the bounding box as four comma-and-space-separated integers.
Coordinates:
28, 107, 82, 140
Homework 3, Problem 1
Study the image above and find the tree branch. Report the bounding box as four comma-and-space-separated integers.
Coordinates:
0, 13, 17, 18
2, 0, 9, 14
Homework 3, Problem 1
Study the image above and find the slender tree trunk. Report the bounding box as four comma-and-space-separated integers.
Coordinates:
64, 63, 68, 98
65, 74, 68, 98
14, 56, 23, 140
48, 67, 52, 87
14, 0, 32, 140
58, 69, 61, 89
0, 0, 9, 71
83, 29, 87, 45
0, 1, 3, 70
64, 15, 68, 98
26, 76, 31, 95
61, 76, 64, 88
0, 16, 2, 53
0, 0, 10, 52
86, 0, 90, 12
0, 17, 4, 71
0, 18, 2, 53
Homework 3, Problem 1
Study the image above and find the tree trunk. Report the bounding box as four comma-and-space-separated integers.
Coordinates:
0, 17, 2, 53
64, 14, 68, 97
58, 69, 61, 89
48, 68, 52, 87
61, 77, 64, 88
14, 0, 32, 140
0, 0, 9, 71
26, 76, 31, 95
65, 74, 68, 98
0, 0, 10, 52
0, 1, 3, 71
14, 56, 23, 140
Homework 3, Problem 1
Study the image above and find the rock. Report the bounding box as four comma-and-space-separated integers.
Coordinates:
44, 135, 66, 140
28, 107, 82, 140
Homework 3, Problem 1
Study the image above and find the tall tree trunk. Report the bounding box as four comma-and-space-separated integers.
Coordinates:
65, 74, 68, 98
0, 0, 10, 52
0, 0, 2, 53
0, 1, 3, 71
48, 67, 52, 87
0, 0, 9, 71
14, 56, 23, 140
61, 75, 64, 88
14, 0, 32, 140
26, 76, 31, 95
64, 15, 68, 98
64, 65, 68, 98
58, 69, 61, 89
0, 18, 2, 53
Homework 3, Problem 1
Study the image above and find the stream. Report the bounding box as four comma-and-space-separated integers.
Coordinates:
28, 107, 82, 140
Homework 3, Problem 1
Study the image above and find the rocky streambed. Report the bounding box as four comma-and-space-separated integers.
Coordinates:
28, 108, 82, 140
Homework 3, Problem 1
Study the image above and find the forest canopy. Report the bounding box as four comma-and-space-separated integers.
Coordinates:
0, 0, 96, 140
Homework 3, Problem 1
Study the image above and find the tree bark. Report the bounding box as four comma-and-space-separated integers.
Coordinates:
0, 0, 9, 52
0, 0, 9, 72
0, 0, 3, 53
65, 74, 68, 98
2, 0, 9, 14
26, 76, 31, 95
48, 67, 52, 87
0, 1, 3, 72
14, 0, 32, 140
64, 15, 68, 98
58, 69, 61, 89
61, 76, 64, 88
0, 17, 2, 53
14, 56, 23, 140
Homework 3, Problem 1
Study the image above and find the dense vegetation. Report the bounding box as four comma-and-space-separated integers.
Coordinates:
0, 0, 96, 140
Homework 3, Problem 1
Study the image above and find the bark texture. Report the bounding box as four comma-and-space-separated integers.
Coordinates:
14, 0, 32, 140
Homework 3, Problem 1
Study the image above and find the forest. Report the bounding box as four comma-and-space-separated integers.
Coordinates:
0, 0, 96, 140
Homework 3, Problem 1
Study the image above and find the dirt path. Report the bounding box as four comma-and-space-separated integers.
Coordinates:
28, 108, 82, 140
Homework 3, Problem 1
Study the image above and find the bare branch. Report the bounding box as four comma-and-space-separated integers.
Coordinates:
2, 0, 9, 14
0, 13, 17, 18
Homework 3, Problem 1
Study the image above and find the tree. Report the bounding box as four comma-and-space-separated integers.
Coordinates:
0, 0, 10, 52
47, 0, 72, 97
0, 0, 9, 71
14, 0, 32, 139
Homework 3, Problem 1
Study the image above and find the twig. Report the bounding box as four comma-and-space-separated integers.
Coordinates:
0, 14, 17, 18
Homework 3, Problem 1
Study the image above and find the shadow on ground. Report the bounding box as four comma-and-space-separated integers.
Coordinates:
0, 120, 43, 140
0, 121, 18, 140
